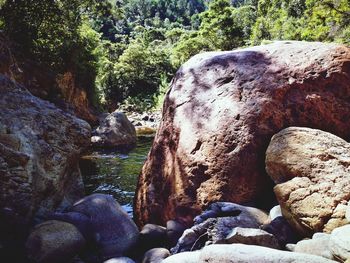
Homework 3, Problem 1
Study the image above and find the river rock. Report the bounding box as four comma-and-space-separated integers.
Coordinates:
142, 248, 170, 263
225, 227, 280, 249
164, 244, 336, 263
346, 203, 350, 223
171, 202, 268, 253
162, 251, 201, 263
50, 194, 139, 261
0, 75, 90, 236
104, 257, 136, 263
166, 220, 187, 247
329, 224, 350, 262
292, 233, 333, 260
269, 205, 282, 220
139, 224, 168, 250
26, 220, 86, 263
266, 127, 350, 236
199, 244, 337, 263
91, 111, 136, 148
261, 216, 299, 247
134, 41, 350, 227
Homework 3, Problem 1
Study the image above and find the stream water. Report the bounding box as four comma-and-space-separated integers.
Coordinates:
79, 136, 154, 217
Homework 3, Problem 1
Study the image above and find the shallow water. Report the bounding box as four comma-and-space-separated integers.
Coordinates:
79, 136, 154, 216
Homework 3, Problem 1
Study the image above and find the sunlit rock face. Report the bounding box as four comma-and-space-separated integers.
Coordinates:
134, 41, 350, 227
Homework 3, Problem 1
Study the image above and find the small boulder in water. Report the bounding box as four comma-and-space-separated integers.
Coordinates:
91, 111, 136, 148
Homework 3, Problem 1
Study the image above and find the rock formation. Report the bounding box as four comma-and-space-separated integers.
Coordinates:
91, 111, 137, 148
0, 74, 90, 236
135, 41, 350, 226
266, 127, 350, 236
26, 220, 86, 263
50, 194, 139, 261
0, 32, 97, 125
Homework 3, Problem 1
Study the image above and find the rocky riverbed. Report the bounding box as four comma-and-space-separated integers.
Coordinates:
1, 41, 350, 263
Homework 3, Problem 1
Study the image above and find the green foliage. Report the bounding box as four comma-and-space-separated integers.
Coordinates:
0, 0, 113, 104
107, 37, 173, 103
250, 0, 350, 44
2, 0, 349, 113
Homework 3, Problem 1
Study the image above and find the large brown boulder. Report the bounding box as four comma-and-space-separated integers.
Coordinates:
0, 74, 90, 231
266, 127, 350, 236
134, 41, 350, 227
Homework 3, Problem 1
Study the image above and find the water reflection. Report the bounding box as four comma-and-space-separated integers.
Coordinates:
79, 136, 154, 216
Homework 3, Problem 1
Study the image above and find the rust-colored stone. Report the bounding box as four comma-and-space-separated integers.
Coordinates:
134, 41, 350, 227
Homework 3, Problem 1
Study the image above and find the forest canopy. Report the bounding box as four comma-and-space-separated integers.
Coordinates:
0, 0, 349, 111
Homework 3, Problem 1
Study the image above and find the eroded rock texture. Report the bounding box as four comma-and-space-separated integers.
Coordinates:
135, 41, 350, 227
266, 127, 350, 236
0, 74, 91, 228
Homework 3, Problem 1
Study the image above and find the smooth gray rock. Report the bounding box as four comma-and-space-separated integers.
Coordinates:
225, 227, 280, 249
51, 194, 139, 261
91, 111, 136, 148
294, 233, 333, 259
346, 202, 350, 223
330, 224, 350, 262
142, 248, 170, 263
261, 216, 299, 247
140, 224, 167, 250
198, 244, 337, 263
166, 220, 186, 247
269, 205, 282, 221
25, 220, 86, 263
161, 251, 200, 263
104, 257, 135, 263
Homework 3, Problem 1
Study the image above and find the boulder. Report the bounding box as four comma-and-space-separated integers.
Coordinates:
91, 111, 136, 148
26, 220, 86, 263
171, 202, 268, 253
50, 194, 139, 261
329, 224, 350, 262
164, 244, 336, 263
292, 233, 333, 260
166, 220, 187, 247
198, 244, 337, 263
269, 205, 282, 220
0, 75, 90, 235
261, 216, 299, 247
104, 257, 136, 263
134, 41, 350, 227
142, 248, 170, 263
162, 251, 200, 263
139, 224, 168, 250
225, 227, 280, 249
266, 127, 350, 236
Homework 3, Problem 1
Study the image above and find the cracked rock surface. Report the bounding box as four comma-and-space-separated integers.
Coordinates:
266, 127, 350, 237
135, 41, 350, 227
0, 74, 91, 230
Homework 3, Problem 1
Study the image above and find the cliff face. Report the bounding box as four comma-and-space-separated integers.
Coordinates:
0, 33, 94, 252
0, 32, 97, 125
